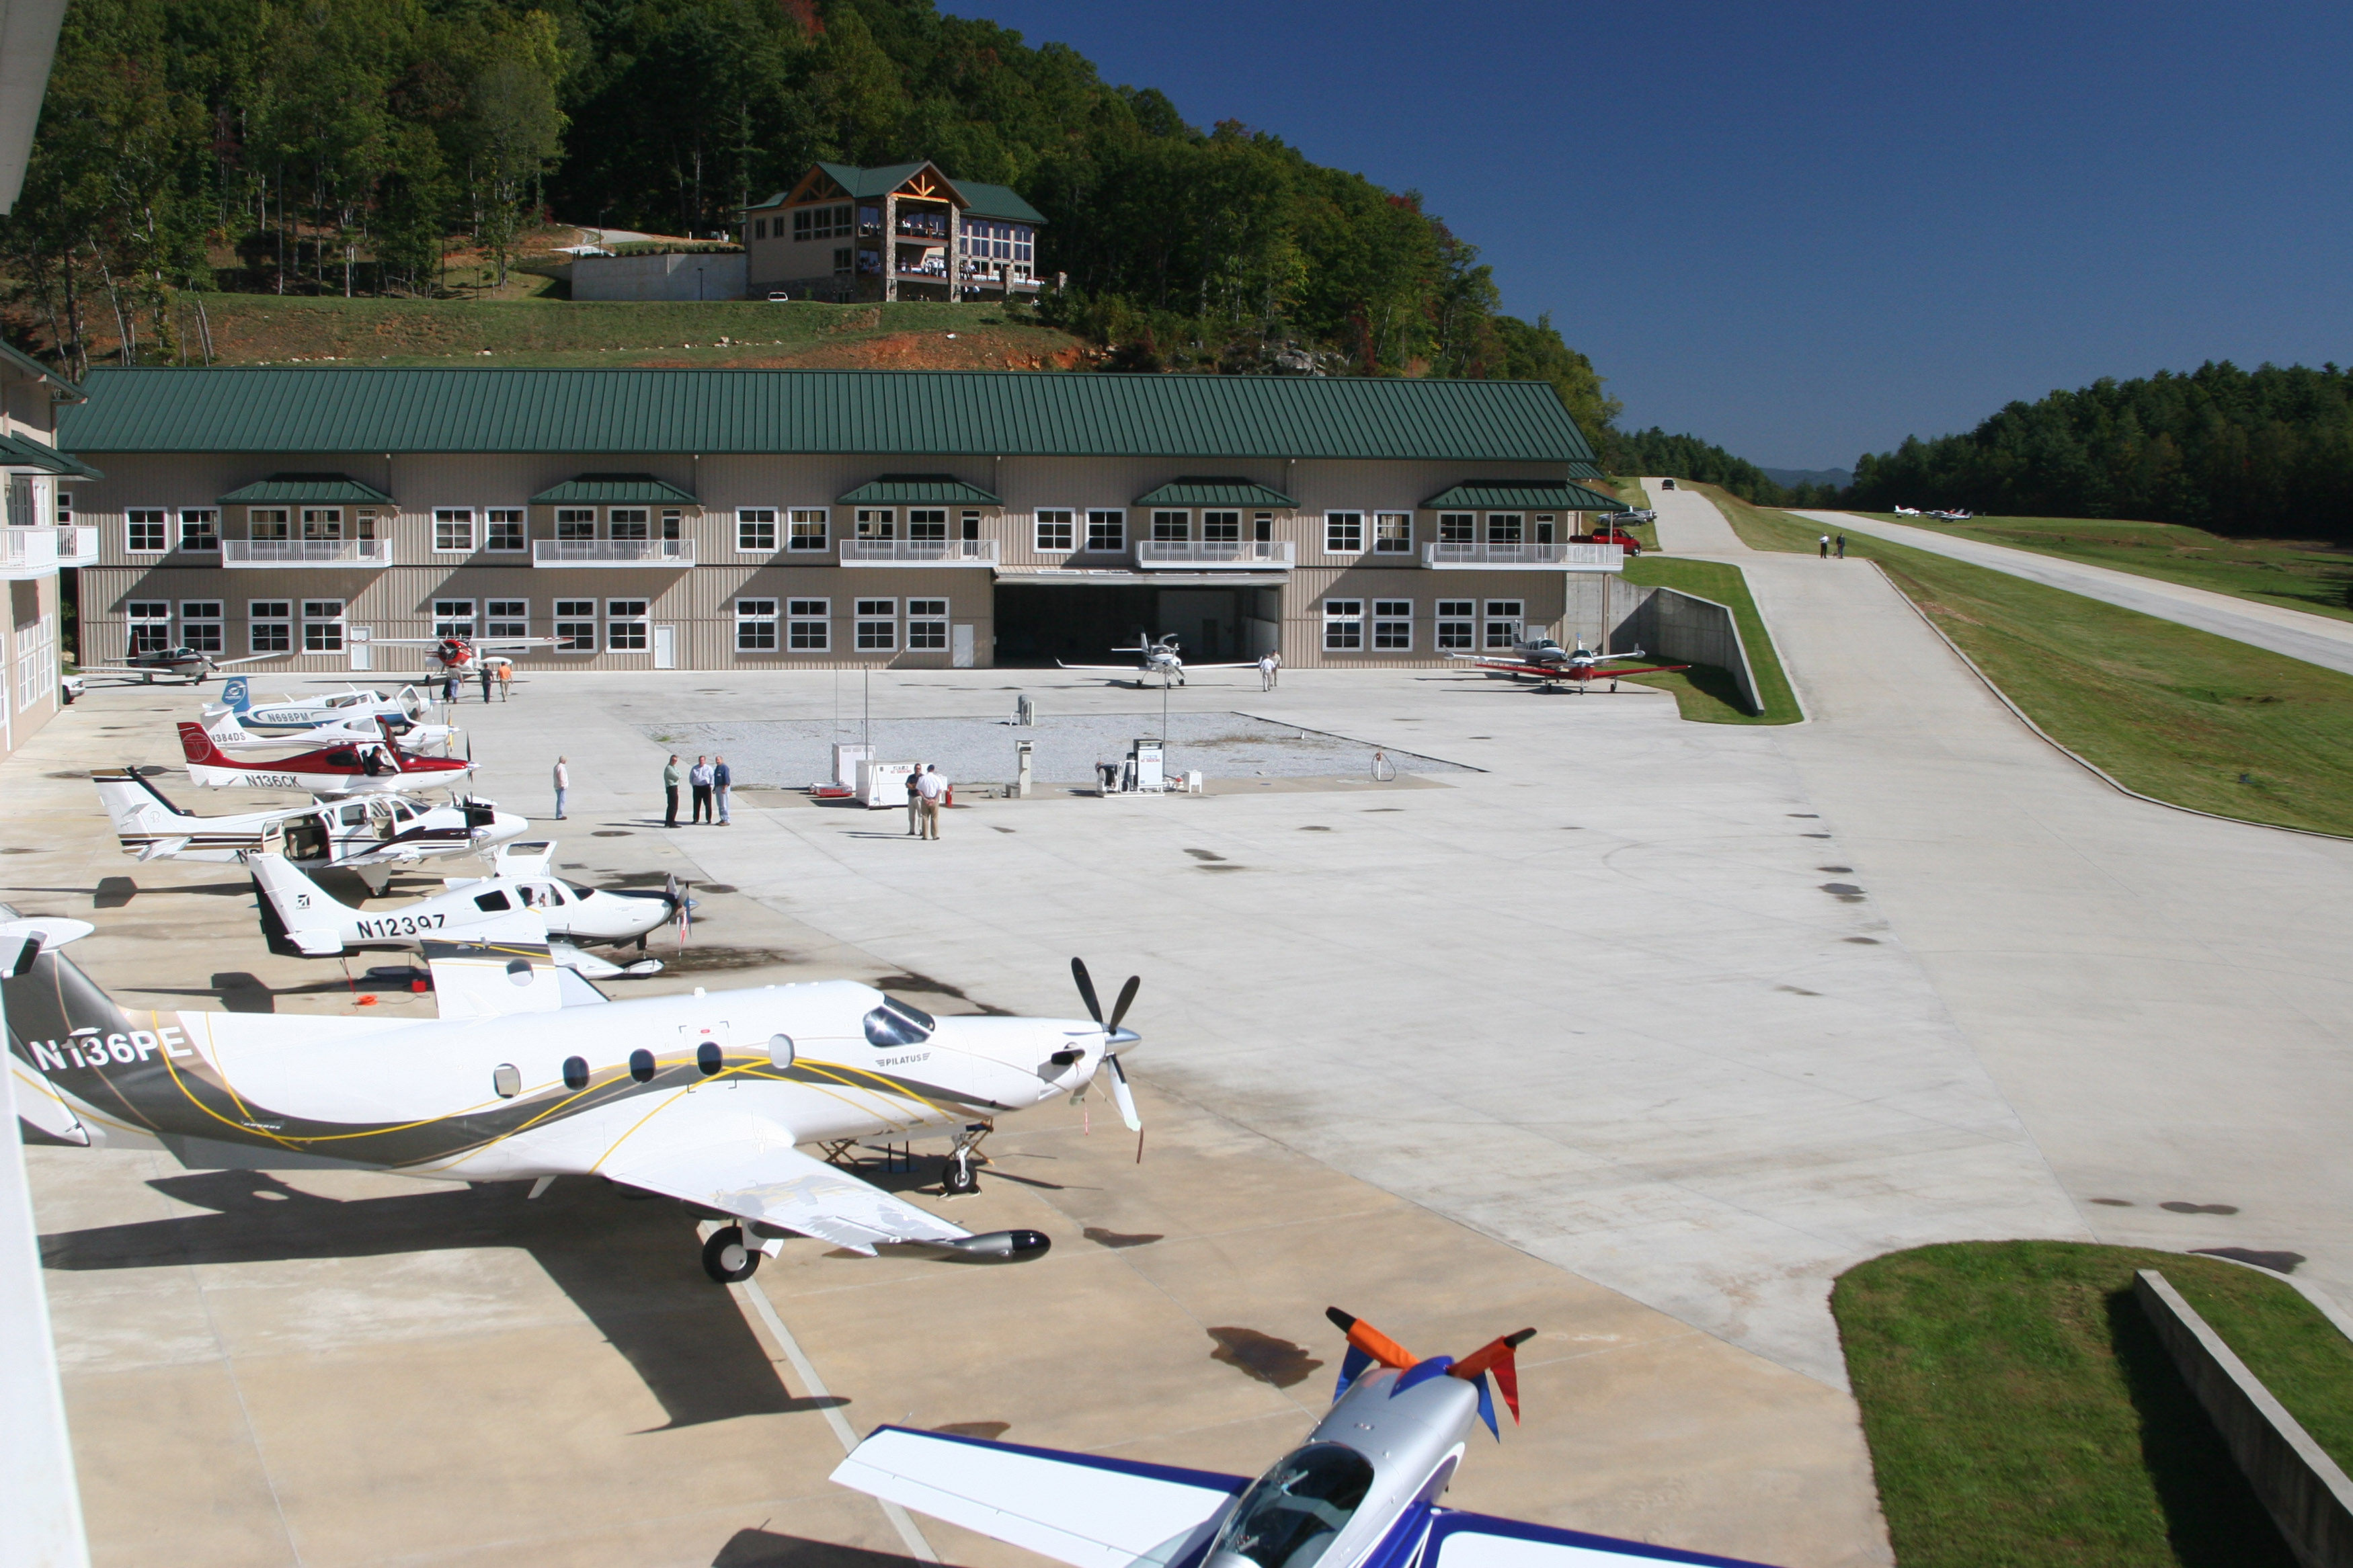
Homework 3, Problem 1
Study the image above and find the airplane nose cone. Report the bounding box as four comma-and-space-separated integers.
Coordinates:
1106, 1026, 1141, 1049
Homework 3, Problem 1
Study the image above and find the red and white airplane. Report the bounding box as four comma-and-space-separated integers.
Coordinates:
1451, 635, 1689, 692
178, 717, 477, 795
367, 632, 559, 675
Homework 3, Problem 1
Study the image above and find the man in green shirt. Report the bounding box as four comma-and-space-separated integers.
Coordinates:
662, 754, 682, 827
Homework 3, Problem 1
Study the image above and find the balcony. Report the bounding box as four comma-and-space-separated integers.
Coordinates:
56, 526, 97, 565
1421, 542, 1624, 571
531, 538, 696, 567
223, 538, 395, 569
1135, 540, 1297, 570
840, 538, 999, 567
0, 527, 58, 578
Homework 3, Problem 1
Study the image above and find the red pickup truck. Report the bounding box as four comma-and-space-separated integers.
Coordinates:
1572, 524, 1644, 555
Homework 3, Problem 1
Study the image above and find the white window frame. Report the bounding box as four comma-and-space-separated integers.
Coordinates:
555, 507, 596, 541
177, 508, 220, 552
433, 600, 476, 638
126, 509, 167, 554
906, 597, 949, 651
906, 508, 948, 542
179, 600, 225, 655
1482, 600, 1524, 650
1323, 599, 1364, 652
1150, 509, 1189, 543
249, 600, 292, 654
1371, 600, 1412, 651
736, 598, 779, 652
432, 508, 475, 552
607, 508, 651, 542
789, 509, 829, 551
485, 509, 526, 552
854, 598, 897, 652
249, 507, 290, 541
1533, 513, 1558, 544
606, 599, 649, 652
737, 508, 779, 553
788, 599, 830, 651
1373, 513, 1412, 553
1436, 512, 1476, 545
1484, 512, 1523, 545
1324, 512, 1365, 554
1035, 509, 1074, 552
301, 507, 343, 542
1436, 599, 1475, 651
553, 599, 596, 653
126, 600, 172, 654
485, 600, 529, 639
1200, 509, 1242, 543
15, 615, 52, 712
303, 600, 346, 653
854, 507, 895, 540
54, 488, 73, 527
1086, 509, 1126, 552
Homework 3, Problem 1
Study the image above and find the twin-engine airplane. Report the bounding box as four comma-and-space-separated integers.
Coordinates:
65, 645, 281, 691
832, 1306, 1778, 1568
1451, 636, 1690, 693
1060, 633, 1255, 688
178, 718, 477, 794
5, 915, 1148, 1285
94, 770, 524, 891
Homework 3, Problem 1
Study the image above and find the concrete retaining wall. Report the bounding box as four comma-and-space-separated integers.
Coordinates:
572, 253, 748, 301
1609, 585, 1763, 714
2136, 1270, 2353, 1568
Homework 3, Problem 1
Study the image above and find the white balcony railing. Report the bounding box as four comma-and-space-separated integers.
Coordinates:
223, 538, 395, 569
1135, 540, 1297, 569
1421, 542, 1624, 571
55, 526, 97, 565
0, 526, 59, 577
838, 538, 1000, 567
531, 538, 696, 567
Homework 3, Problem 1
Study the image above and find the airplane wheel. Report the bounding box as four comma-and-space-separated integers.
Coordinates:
942, 1155, 980, 1196
703, 1225, 760, 1284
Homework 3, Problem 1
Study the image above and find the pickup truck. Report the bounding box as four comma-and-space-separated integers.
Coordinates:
1572, 524, 1644, 556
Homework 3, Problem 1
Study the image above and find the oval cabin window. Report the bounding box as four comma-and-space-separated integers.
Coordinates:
629, 1048, 655, 1083
562, 1056, 589, 1091
768, 1033, 795, 1069
696, 1042, 723, 1077
492, 1063, 522, 1099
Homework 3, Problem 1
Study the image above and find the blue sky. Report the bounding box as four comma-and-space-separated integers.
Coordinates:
956, 0, 2352, 470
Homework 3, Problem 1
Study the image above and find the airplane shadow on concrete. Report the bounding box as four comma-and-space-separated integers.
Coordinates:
41, 1169, 844, 1432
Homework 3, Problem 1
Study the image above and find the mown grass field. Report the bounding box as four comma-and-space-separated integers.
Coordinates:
1835, 1241, 2353, 1568
1620, 555, 1801, 725
1845, 513, 2353, 624
1693, 484, 2353, 835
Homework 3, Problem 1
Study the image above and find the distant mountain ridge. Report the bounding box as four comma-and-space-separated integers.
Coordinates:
1763, 466, 1853, 491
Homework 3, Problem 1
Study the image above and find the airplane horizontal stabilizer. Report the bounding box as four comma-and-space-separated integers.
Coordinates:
830, 1426, 1246, 1568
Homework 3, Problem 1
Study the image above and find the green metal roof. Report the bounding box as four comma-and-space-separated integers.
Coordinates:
63, 369, 1597, 465
1132, 477, 1295, 508
529, 473, 697, 505
1566, 460, 1603, 479
738, 161, 1043, 224
218, 472, 393, 505
0, 432, 99, 479
836, 473, 1000, 506
955, 181, 1045, 224
1421, 479, 1626, 512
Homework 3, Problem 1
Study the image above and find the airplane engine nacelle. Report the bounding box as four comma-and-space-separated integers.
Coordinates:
924, 1230, 1051, 1262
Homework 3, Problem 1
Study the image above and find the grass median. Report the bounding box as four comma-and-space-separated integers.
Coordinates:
1693, 485, 2353, 835
1618, 555, 1801, 725
1835, 1241, 2353, 1568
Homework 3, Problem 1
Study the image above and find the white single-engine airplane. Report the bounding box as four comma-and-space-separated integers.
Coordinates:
94, 770, 525, 891
833, 1306, 1779, 1568
5, 916, 1148, 1284
65, 645, 282, 692
366, 632, 559, 675
206, 677, 436, 736
1449, 636, 1690, 693
1060, 633, 1255, 688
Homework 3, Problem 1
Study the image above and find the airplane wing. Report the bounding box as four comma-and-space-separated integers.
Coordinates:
1179, 661, 1261, 670
69, 665, 203, 680
418, 936, 582, 1019
1425, 1510, 1782, 1568
600, 1126, 978, 1255
1449, 657, 1566, 678
1056, 661, 1148, 672
830, 1426, 1246, 1568
366, 637, 558, 647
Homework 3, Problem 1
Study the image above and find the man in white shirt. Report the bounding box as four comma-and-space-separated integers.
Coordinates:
1258, 651, 1280, 690
551, 756, 569, 819
916, 764, 947, 839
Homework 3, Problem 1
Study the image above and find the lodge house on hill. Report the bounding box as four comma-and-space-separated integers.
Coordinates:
736, 160, 1045, 304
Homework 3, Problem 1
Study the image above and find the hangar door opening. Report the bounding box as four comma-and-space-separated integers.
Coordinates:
994, 584, 1280, 667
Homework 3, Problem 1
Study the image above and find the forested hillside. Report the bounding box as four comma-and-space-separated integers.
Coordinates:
1598, 426, 1834, 505
0, 0, 1616, 437
1849, 362, 2353, 540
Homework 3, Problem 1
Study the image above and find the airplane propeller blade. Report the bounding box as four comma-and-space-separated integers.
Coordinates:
1070, 956, 1103, 1024
1103, 1051, 1142, 1134
1324, 1307, 1419, 1372
1107, 974, 1140, 1032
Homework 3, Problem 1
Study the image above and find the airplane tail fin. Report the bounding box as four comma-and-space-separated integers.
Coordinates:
177, 720, 237, 771
93, 770, 192, 834
3, 908, 114, 1146
245, 853, 349, 956
219, 676, 251, 712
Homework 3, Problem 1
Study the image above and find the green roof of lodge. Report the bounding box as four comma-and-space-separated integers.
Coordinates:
955, 181, 1045, 224
0, 432, 99, 479
836, 473, 1001, 506
740, 162, 1046, 224
530, 473, 698, 506
217, 472, 393, 505
1421, 479, 1627, 512
1566, 460, 1603, 480
61, 369, 1597, 465
1132, 477, 1296, 508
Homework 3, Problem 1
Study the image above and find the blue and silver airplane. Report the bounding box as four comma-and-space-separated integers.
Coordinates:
206, 676, 434, 735
832, 1307, 1782, 1568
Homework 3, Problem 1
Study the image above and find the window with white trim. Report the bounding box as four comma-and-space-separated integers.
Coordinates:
1035, 509, 1074, 551
660, 508, 683, 540
1086, 509, 1125, 551
1324, 512, 1364, 554
301, 508, 342, 541
1482, 600, 1523, 649
555, 508, 596, 541
606, 600, 649, 651
1323, 599, 1363, 651
7, 476, 36, 529
486, 509, 525, 551
249, 600, 292, 653
15, 616, 52, 712
433, 509, 475, 552
126, 509, 167, 553
1372, 600, 1412, 651
250, 507, 290, 541
1373, 513, 1412, 553
1436, 600, 1474, 651
907, 508, 947, 542
959, 509, 981, 540
554, 600, 596, 651
854, 508, 895, 540
1252, 511, 1275, 541
788, 599, 830, 650
303, 601, 346, 652
789, 509, 828, 550
180, 601, 224, 654
737, 509, 778, 552
906, 598, 948, 651
608, 508, 650, 542
855, 599, 896, 651
1485, 513, 1523, 545
736, 598, 779, 651
127, 601, 172, 654
1533, 513, 1558, 544
486, 600, 528, 638
178, 509, 219, 551
352, 507, 380, 541
1437, 512, 1475, 544
54, 489, 72, 526
434, 600, 475, 638
1150, 510, 1188, 542
1201, 510, 1240, 543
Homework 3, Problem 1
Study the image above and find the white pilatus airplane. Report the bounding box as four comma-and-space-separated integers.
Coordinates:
246, 844, 680, 977
178, 719, 477, 795
5, 915, 1147, 1284
833, 1306, 1780, 1568
1449, 636, 1689, 693
1060, 633, 1255, 688
93, 770, 525, 891
204, 677, 437, 737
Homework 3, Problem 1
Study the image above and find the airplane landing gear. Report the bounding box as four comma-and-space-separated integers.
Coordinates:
703, 1225, 760, 1284
943, 1121, 994, 1194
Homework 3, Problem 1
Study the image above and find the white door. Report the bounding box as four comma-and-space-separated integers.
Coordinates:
652, 624, 676, 669
951, 624, 974, 668
348, 626, 372, 671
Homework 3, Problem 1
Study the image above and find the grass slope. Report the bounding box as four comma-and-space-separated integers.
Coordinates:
1843, 513, 2353, 625
1835, 1241, 2353, 1568
1693, 484, 2353, 836
1619, 555, 1801, 724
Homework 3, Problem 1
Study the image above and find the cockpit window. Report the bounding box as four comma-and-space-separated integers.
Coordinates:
1209, 1444, 1375, 1568
567, 884, 597, 900
862, 997, 936, 1048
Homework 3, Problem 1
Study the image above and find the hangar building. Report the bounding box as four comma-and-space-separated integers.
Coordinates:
57, 366, 1628, 673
